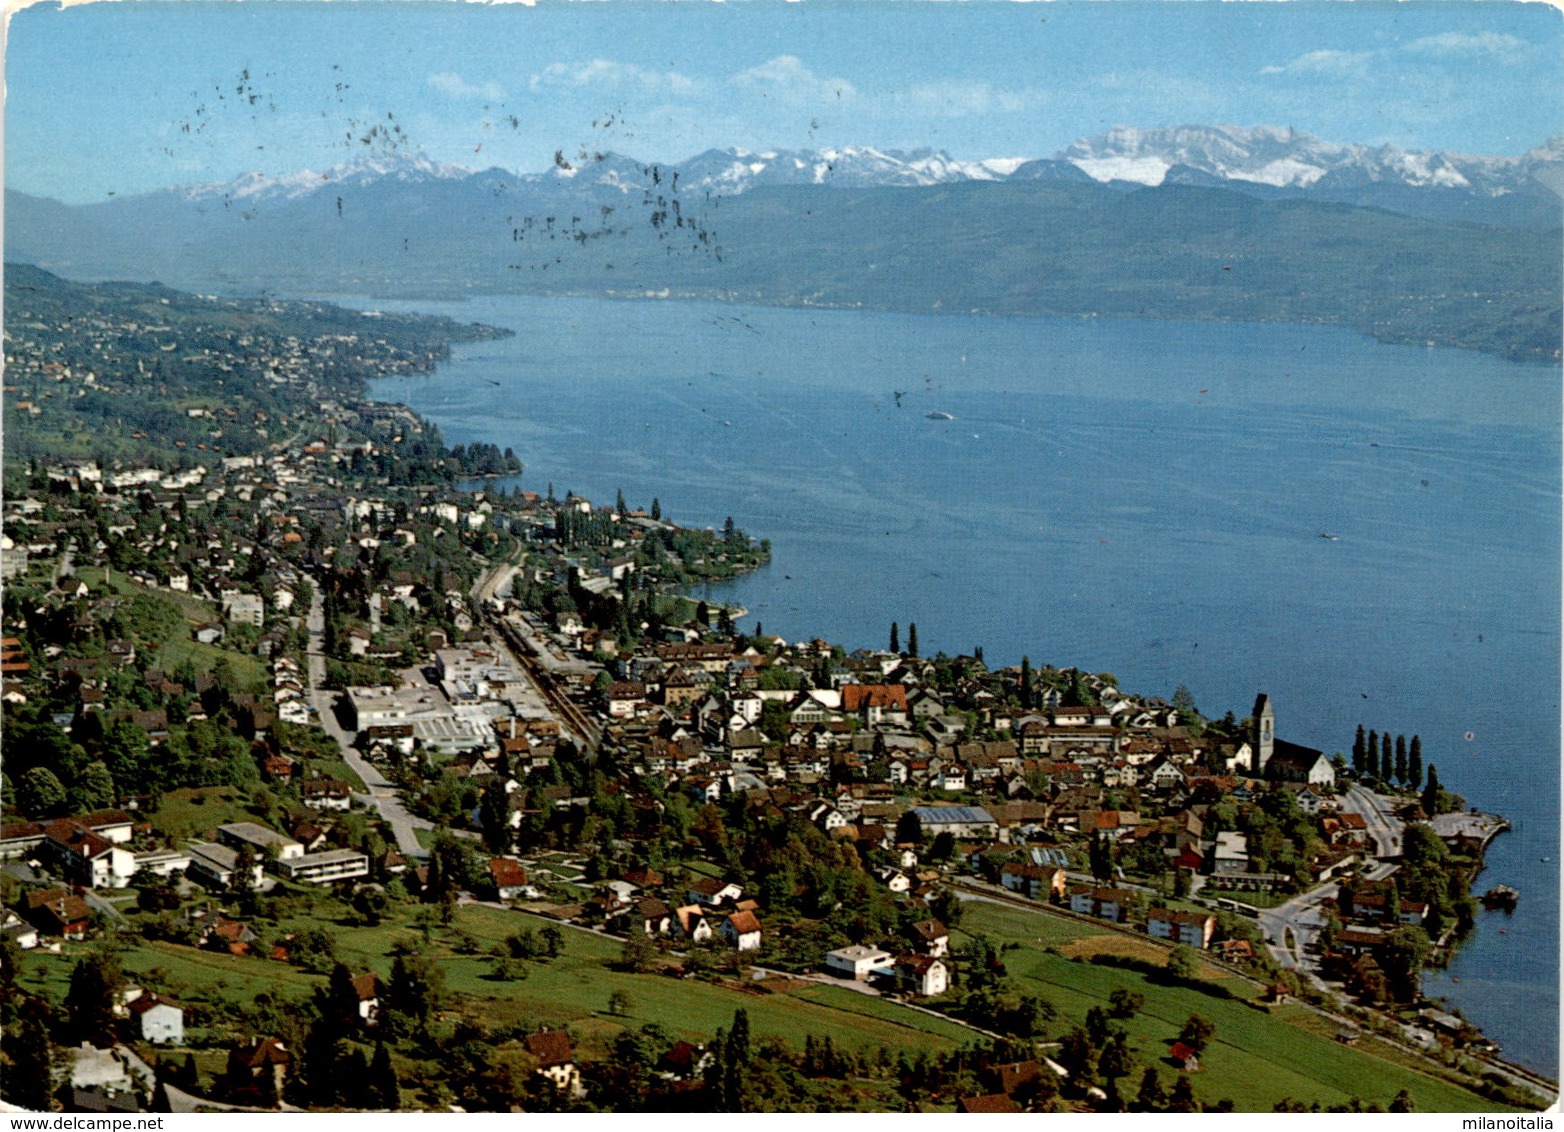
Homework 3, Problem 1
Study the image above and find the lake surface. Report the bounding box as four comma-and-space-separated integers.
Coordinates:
356, 292, 1559, 1076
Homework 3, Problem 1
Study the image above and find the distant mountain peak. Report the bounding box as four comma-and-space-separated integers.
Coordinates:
180, 152, 475, 203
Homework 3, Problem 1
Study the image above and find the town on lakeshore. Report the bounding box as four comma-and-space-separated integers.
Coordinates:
0, 269, 1553, 1114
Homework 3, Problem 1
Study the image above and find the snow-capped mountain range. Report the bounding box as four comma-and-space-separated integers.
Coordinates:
1058, 125, 1564, 195
167, 125, 1562, 206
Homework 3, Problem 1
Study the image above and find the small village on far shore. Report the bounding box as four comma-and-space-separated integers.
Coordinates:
0, 269, 1552, 1115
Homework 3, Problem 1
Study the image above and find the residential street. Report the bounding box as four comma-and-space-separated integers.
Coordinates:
305, 584, 431, 859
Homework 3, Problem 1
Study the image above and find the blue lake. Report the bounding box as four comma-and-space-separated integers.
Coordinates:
359, 293, 1560, 1076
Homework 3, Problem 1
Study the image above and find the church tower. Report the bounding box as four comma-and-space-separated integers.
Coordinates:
1252, 693, 1275, 775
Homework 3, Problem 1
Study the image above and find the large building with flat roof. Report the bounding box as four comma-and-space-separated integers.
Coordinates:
216, 822, 304, 861
276, 849, 370, 885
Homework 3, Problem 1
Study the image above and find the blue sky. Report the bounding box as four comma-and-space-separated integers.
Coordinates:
6, 0, 1561, 203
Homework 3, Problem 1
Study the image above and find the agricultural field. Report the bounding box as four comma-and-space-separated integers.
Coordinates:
956, 898, 1514, 1113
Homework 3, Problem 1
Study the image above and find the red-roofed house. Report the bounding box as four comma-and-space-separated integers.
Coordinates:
40, 820, 137, 889
840, 684, 909, 725
352, 973, 380, 1023
524, 1029, 583, 1095
957, 1094, 1022, 1113
720, 910, 762, 951
488, 858, 531, 900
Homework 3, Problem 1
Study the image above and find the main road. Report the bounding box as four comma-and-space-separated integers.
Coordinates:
305, 583, 432, 858
1341, 782, 1405, 860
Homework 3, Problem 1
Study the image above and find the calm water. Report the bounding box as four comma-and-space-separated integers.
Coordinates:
356, 293, 1559, 1076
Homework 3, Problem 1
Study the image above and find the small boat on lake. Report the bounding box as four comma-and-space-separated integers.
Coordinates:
926, 410, 954, 420
1482, 884, 1519, 911
1320, 532, 1340, 541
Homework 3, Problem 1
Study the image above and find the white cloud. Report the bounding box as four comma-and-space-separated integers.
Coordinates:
732, 56, 856, 103
1262, 32, 1531, 80
1259, 49, 1374, 77
1403, 31, 1529, 59
529, 60, 696, 95
428, 72, 507, 101
899, 81, 1043, 118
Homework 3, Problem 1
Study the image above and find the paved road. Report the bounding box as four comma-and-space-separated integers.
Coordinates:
1255, 882, 1340, 987
306, 587, 431, 859
1342, 783, 1405, 859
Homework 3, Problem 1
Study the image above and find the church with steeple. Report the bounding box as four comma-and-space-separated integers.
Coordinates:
1251, 693, 1335, 787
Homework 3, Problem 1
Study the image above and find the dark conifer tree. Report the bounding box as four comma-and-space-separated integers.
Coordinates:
1020, 655, 1033, 709
907, 622, 919, 658
1394, 735, 1408, 784
342, 1047, 371, 1108
1408, 736, 1423, 790
889, 622, 900, 653
9, 1010, 55, 1111
1421, 764, 1440, 816
1381, 733, 1393, 783
1365, 730, 1379, 779
1135, 1066, 1166, 1112
370, 1041, 401, 1110
479, 777, 512, 853
1352, 725, 1367, 775
650, 497, 661, 521
64, 954, 119, 1045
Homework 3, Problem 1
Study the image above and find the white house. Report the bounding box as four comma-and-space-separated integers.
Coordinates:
674, 905, 713, 943
1146, 908, 1216, 949
128, 992, 185, 1045
687, 877, 744, 908
895, 954, 949, 997
824, 945, 894, 981
910, 919, 950, 958
42, 820, 138, 889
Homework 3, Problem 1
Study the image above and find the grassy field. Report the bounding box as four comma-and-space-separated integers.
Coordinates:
21, 900, 973, 1075
16, 873, 1522, 1113
302, 755, 366, 793
149, 786, 269, 842
957, 899, 1514, 1113
71, 565, 268, 686
152, 636, 267, 687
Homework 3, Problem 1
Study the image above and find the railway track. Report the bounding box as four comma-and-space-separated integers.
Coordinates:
487, 612, 602, 751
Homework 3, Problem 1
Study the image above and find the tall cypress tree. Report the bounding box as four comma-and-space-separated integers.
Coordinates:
1394, 735, 1408, 784
907, 623, 919, 658
1365, 730, 1380, 779
1020, 655, 1033, 709
1381, 733, 1393, 783
1408, 736, 1424, 790
1352, 725, 1367, 775
889, 622, 900, 654
1421, 763, 1440, 816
